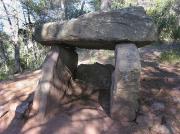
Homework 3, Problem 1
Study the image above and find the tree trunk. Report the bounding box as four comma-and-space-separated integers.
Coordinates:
14, 7, 22, 73
22, 8, 27, 25
27, 6, 32, 24
60, 0, 67, 20
0, 0, 21, 73
79, 1, 85, 15
14, 42, 21, 73
100, 0, 112, 11
0, 41, 9, 64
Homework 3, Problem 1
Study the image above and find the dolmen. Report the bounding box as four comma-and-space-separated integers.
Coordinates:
33, 7, 157, 122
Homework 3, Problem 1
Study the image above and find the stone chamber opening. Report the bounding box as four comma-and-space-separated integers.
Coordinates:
32, 47, 116, 118
75, 49, 115, 115
32, 43, 141, 123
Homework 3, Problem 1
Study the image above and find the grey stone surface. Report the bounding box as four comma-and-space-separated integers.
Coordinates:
151, 101, 165, 112
32, 46, 78, 117
76, 63, 114, 89
34, 7, 157, 49
76, 63, 114, 115
14, 102, 30, 119
111, 43, 141, 122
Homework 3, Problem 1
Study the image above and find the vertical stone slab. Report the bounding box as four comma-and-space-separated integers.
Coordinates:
32, 46, 78, 118
111, 43, 141, 122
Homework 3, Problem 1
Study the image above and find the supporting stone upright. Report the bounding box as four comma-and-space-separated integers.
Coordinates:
111, 43, 141, 122
32, 46, 78, 118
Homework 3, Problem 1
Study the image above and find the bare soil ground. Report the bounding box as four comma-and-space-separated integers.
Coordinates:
0, 44, 180, 134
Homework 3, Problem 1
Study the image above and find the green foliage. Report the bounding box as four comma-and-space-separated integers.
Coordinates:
21, 0, 47, 18
111, 0, 180, 41
21, 0, 85, 21
89, 0, 101, 11
111, 0, 137, 9
159, 49, 180, 64
65, 1, 86, 20
171, 25, 180, 40
0, 32, 13, 77
0, 71, 8, 81
0, 31, 48, 80
1, 0, 88, 81
147, 0, 180, 41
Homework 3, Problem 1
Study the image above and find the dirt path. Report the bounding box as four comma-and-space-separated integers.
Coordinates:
0, 44, 180, 134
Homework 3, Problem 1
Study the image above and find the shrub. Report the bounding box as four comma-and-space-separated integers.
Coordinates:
147, 0, 180, 41
159, 49, 180, 64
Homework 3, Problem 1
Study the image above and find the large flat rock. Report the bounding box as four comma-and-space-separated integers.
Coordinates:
34, 7, 157, 49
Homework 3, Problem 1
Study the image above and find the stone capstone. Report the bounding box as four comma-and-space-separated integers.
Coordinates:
34, 7, 157, 49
